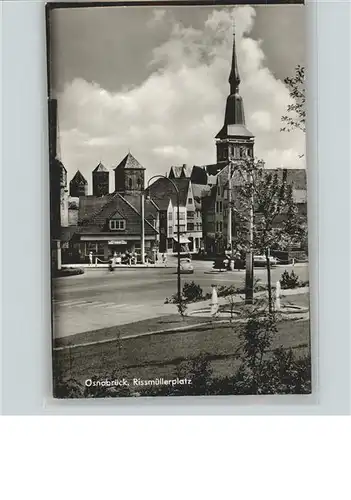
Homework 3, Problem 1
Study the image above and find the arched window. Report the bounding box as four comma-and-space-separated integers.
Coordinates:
128, 178, 133, 189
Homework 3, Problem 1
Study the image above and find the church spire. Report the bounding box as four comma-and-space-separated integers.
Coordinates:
215, 19, 254, 163
229, 23, 240, 94
215, 23, 253, 140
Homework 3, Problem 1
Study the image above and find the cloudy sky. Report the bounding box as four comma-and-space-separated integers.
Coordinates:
49, 3, 305, 192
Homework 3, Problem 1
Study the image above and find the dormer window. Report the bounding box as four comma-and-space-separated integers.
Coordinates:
109, 219, 126, 231
188, 198, 193, 204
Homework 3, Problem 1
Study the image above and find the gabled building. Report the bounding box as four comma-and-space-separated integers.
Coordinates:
146, 177, 203, 254
61, 153, 159, 264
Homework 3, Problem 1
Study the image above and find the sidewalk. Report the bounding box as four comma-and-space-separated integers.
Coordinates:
62, 263, 176, 269
186, 286, 309, 315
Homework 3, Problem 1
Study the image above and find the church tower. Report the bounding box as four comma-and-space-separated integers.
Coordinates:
215, 28, 254, 163
92, 162, 109, 196
69, 170, 88, 197
114, 152, 145, 193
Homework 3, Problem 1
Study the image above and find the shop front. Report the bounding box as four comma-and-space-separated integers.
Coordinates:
79, 235, 158, 263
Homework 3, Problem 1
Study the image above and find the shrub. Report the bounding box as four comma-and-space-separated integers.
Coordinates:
182, 281, 203, 302
280, 270, 300, 289
165, 281, 204, 304
217, 284, 238, 297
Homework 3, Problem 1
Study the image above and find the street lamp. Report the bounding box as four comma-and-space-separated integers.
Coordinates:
145, 175, 181, 305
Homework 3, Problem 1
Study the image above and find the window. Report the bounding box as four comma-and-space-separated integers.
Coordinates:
168, 212, 173, 221
187, 223, 195, 231
168, 226, 173, 235
216, 202, 219, 213
148, 218, 156, 228
187, 211, 195, 218
219, 221, 223, 232
178, 212, 186, 220
128, 178, 132, 189
216, 221, 219, 232
109, 219, 126, 231
96, 243, 105, 256
217, 185, 221, 195
188, 198, 193, 204
86, 242, 97, 255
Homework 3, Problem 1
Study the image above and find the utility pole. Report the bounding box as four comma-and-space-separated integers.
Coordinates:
146, 175, 181, 303
176, 193, 181, 305
245, 170, 254, 304
140, 190, 145, 264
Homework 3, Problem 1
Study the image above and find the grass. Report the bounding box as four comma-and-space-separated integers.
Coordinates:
54, 314, 207, 348
54, 317, 310, 386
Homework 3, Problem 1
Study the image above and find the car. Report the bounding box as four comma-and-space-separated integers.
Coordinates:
253, 255, 278, 267
179, 258, 194, 274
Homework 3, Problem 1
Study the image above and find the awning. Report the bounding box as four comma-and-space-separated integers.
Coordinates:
173, 235, 190, 244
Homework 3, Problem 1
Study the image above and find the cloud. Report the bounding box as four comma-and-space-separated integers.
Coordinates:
58, 6, 305, 193
147, 8, 167, 27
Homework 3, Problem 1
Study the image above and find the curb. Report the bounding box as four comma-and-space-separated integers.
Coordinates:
53, 309, 309, 352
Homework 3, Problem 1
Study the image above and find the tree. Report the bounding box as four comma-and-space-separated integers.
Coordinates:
281, 65, 306, 133
230, 157, 307, 312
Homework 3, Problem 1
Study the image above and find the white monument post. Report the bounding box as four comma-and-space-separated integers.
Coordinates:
211, 285, 219, 317
275, 280, 281, 311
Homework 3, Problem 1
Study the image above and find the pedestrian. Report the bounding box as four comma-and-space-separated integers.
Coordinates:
210, 285, 219, 317
235, 251, 241, 271
89, 251, 93, 267
162, 253, 167, 267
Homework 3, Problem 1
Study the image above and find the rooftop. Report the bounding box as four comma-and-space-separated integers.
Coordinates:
114, 152, 145, 171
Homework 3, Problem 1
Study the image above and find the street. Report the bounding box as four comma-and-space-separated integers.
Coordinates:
53, 260, 309, 339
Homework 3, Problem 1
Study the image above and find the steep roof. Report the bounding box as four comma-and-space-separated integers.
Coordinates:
122, 193, 158, 219
169, 165, 185, 179
190, 165, 207, 185
113, 152, 145, 171
77, 192, 158, 236
93, 162, 108, 173
146, 177, 190, 210
70, 170, 88, 185
78, 194, 115, 224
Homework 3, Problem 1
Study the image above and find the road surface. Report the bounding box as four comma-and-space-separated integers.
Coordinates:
53, 260, 309, 338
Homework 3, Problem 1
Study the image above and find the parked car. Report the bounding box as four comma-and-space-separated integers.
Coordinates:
180, 258, 194, 274
253, 255, 278, 267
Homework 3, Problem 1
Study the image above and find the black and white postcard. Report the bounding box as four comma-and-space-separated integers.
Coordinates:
47, 1, 310, 398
